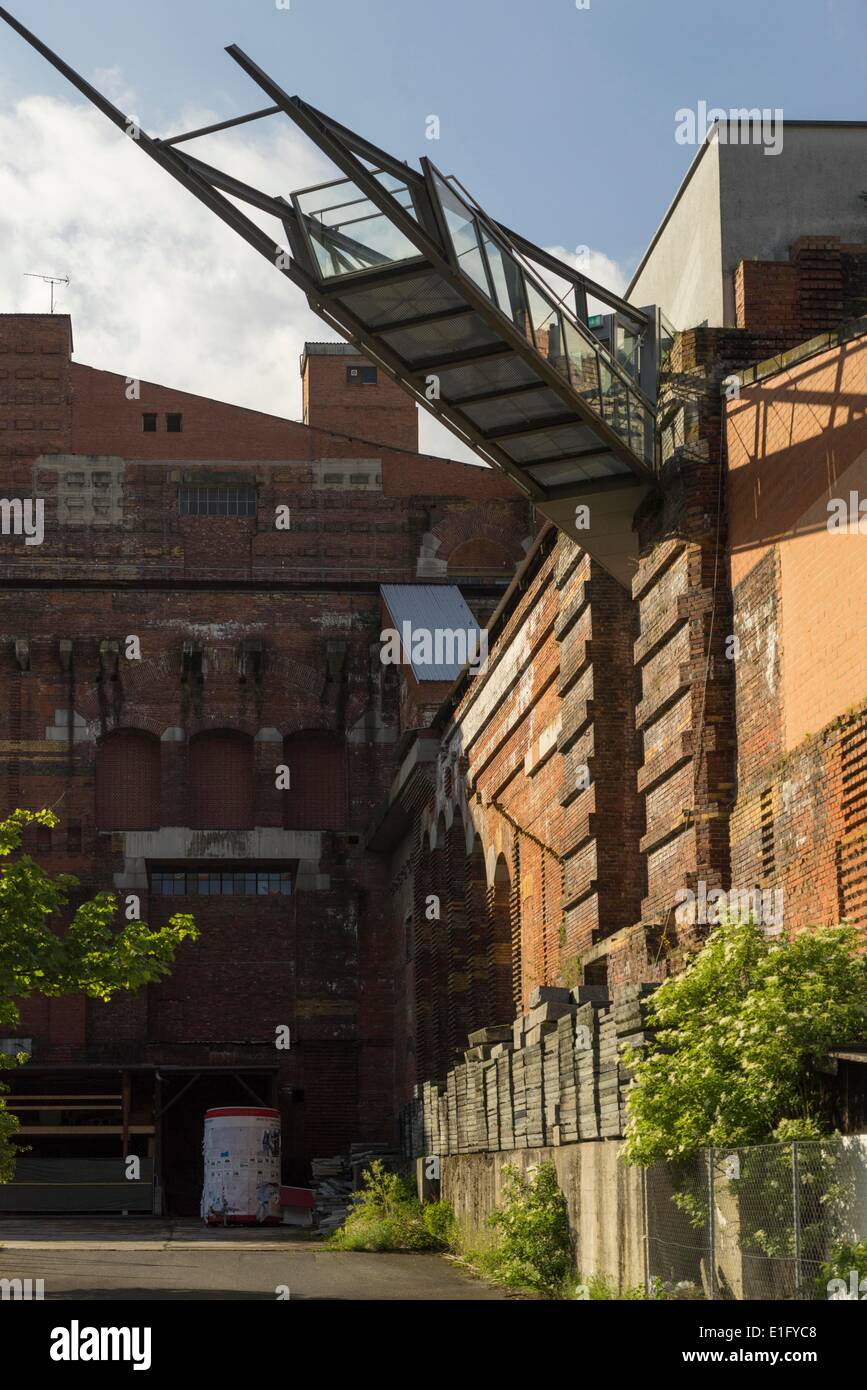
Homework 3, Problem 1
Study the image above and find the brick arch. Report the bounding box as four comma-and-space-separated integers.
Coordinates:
447, 537, 516, 577
187, 713, 259, 739
489, 852, 519, 1021
428, 508, 526, 579
189, 728, 254, 830
95, 728, 161, 830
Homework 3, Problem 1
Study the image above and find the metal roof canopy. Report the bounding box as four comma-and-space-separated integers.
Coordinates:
0, 7, 663, 586
380, 584, 480, 682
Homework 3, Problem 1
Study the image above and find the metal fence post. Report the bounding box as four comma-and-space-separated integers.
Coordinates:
707, 1145, 716, 1300
792, 1140, 802, 1298
643, 1165, 650, 1296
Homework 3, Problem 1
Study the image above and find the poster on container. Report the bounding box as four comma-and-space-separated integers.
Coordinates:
201, 1107, 281, 1225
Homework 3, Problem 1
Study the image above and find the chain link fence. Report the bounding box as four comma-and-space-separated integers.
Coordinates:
645, 1136, 867, 1299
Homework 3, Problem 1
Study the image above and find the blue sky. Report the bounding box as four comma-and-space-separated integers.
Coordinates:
1, 0, 864, 456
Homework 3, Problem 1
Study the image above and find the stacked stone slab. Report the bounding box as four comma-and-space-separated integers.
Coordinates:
614, 983, 659, 1133
401, 984, 657, 1158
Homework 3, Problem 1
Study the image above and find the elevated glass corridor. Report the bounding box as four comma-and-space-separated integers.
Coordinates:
0, 8, 664, 587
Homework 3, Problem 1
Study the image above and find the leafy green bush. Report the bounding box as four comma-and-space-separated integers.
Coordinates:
818, 1240, 867, 1298
327, 1159, 454, 1253
422, 1198, 456, 1246
622, 918, 867, 1166
483, 1162, 572, 1294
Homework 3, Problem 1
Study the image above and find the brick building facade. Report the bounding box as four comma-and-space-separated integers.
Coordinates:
0, 315, 531, 1209
1, 235, 865, 1200
385, 243, 867, 1141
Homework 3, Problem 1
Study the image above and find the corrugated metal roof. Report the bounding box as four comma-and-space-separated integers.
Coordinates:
380, 584, 482, 682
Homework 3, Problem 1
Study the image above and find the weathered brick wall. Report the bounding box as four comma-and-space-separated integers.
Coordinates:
726, 327, 867, 934
301, 345, 419, 452
391, 529, 643, 1095
735, 238, 867, 338
0, 311, 530, 1176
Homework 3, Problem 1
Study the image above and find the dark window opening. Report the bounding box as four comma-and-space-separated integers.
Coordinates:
179, 485, 257, 517
150, 868, 292, 896
166, 413, 183, 433
67, 824, 82, 853
181, 644, 203, 682
346, 365, 377, 385
142, 413, 157, 432
35, 825, 52, 855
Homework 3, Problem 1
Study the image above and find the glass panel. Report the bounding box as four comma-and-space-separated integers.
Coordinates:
526, 455, 628, 486
563, 318, 600, 413
616, 321, 641, 381
433, 176, 491, 295
598, 359, 629, 441
627, 396, 645, 460
482, 234, 530, 334
296, 178, 421, 279
525, 280, 562, 364
373, 170, 419, 221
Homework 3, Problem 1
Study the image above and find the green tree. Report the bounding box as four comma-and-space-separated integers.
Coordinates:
622, 918, 867, 1167
0, 809, 197, 1180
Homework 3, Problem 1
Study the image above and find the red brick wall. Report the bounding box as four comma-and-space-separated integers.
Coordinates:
0, 311, 531, 1177
302, 348, 418, 452
726, 329, 867, 934
735, 238, 867, 337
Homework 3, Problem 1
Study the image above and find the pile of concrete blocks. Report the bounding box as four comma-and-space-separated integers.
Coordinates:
400, 983, 658, 1158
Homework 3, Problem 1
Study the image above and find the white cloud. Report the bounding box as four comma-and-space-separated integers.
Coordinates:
0, 93, 337, 424
538, 244, 628, 315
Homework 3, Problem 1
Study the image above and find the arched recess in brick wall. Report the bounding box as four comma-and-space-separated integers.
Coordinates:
464, 834, 492, 1031
413, 834, 436, 1082
445, 821, 472, 1057
447, 537, 515, 577
95, 729, 161, 830
282, 730, 347, 830
190, 730, 254, 830
490, 853, 520, 1020
429, 817, 451, 1081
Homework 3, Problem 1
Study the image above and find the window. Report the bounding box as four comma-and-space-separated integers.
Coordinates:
142, 413, 157, 432
151, 868, 292, 896
346, 365, 377, 385
179, 485, 257, 517
166, 413, 183, 432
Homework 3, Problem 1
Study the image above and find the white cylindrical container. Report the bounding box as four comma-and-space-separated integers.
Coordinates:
201, 1107, 281, 1225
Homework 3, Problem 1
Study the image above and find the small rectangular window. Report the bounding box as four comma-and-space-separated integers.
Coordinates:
142, 414, 158, 432
346, 365, 377, 385
166, 413, 183, 433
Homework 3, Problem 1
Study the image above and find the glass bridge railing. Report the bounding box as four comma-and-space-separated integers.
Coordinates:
293, 171, 424, 279
430, 172, 654, 470
292, 167, 655, 472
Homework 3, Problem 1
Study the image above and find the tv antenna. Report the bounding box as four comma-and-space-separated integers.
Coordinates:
24, 272, 69, 313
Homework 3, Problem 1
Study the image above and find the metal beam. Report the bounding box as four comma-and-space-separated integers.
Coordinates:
158, 105, 281, 146
408, 342, 515, 374
372, 305, 476, 336
0, 7, 321, 303
483, 412, 582, 443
